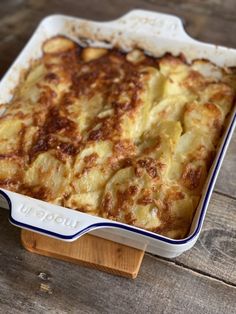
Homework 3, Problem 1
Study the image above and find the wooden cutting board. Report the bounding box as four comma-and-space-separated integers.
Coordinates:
21, 230, 145, 279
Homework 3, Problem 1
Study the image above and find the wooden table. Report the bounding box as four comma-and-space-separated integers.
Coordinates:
0, 1, 236, 313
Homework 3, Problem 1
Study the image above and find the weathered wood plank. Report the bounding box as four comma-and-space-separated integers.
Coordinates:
24, 0, 236, 48
0, 208, 235, 314
175, 192, 236, 284
0, 0, 26, 19
1, 0, 236, 49
215, 131, 236, 198
145, 0, 236, 21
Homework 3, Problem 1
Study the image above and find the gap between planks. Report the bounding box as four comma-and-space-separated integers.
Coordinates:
214, 190, 236, 202
147, 254, 236, 288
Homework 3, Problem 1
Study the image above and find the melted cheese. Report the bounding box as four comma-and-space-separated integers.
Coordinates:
0, 36, 235, 239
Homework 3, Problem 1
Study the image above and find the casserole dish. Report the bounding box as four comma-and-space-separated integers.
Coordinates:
0, 10, 235, 258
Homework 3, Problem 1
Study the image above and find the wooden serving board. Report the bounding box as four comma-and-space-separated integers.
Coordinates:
21, 230, 145, 279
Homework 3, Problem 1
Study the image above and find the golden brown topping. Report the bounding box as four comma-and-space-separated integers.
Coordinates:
113, 140, 136, 158
137, 192, 153, 205
83, 153, 98, 167
44, 108, 76, 134
88, 128, 103, 141
181, 164, 203, 190
115, 190, 132, 215
38, 87, 57, 107
0, 35, 234, 240
128, 185, 139, 196
136, 158, 160, 179
20, 184, 49, 200
182, 70, 206, 92
134, 166, 143, 177
101, 192, 113, 215
44, 72, 60, 84
121, 157, 133, 168
167, 187, 185, 201
124, 212, 136, 225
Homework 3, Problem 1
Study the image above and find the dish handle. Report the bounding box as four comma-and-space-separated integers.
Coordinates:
0, 188, 108, 241
115, 9, 193, 42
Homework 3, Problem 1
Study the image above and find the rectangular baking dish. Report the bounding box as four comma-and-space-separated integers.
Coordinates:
0, 10, 235, 258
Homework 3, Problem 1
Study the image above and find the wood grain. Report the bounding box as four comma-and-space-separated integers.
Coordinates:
0, 0, 26, 20
215, 132, 236, 198
0, 208, 235, 314
176, 192, 236, 285
21, 230, 144, 279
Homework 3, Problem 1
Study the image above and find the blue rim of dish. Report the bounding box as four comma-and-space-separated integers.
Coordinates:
1, 112, 235, 245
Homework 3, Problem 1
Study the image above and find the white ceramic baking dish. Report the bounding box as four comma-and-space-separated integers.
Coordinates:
0, 10, 235, 258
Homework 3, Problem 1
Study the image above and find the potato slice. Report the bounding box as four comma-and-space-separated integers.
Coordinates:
25, 152, 71, 200
64, 93, 104, 134
0, 158, 22, 181
126, 49, 145, 64
101, 167, 161, 230
200, 83, 234, 118
159, 54, 188, 77
43, 36, 76, 54
191, 59, 223, 81
139, 121, 182, 165
82, 47, 108, 62
168, 130, 214, 194
153, 184, 196, 239
120, 67, 165, 140
71, 141, 114, 193
0, 117, 23, 154
65, 191, 101, 213
184, 101, 223, 143
148, 95, 190, 124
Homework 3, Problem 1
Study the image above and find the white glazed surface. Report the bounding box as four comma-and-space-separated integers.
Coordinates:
0, 10, 235, 258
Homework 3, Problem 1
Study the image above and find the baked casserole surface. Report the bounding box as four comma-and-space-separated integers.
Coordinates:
0, 36, 235, 239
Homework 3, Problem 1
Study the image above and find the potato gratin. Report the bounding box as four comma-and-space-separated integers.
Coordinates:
0, 36, 235, 239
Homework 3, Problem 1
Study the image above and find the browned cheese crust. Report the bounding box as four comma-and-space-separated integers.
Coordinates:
0, 36, 235, 239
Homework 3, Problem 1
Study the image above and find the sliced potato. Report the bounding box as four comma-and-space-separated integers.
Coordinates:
159, 54, 188, 77
167, 130, 214, 194
82, 47, 108, 62
0, 158, 22, 181
43, 36, 76, 54
126, 49, 145, 64
199, 83, 234, 118
64, 93, 104, 134
173, 130, 215, 164
120, 67, 165, 139
0, 117, 23, 154
139, 121, 182, 165
148, 95, 190, 124
25, 152, 71, 200
71, 141, 114, 193
153, 184, 196, 238
191, 59, 223, 81
101, 167, 161, 230
65, 190, 102, 213
184, 101, 223, 142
